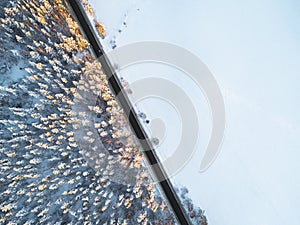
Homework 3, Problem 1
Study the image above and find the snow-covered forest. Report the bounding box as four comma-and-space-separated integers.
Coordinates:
0, 0, 207, 224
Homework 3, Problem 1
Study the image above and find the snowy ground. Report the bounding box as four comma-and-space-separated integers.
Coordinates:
0, 61, 27, 87
90, 0, 300, 225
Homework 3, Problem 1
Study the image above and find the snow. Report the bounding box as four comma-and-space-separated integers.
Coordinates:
0, 57, 27, 87
89, 0, 300, 225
